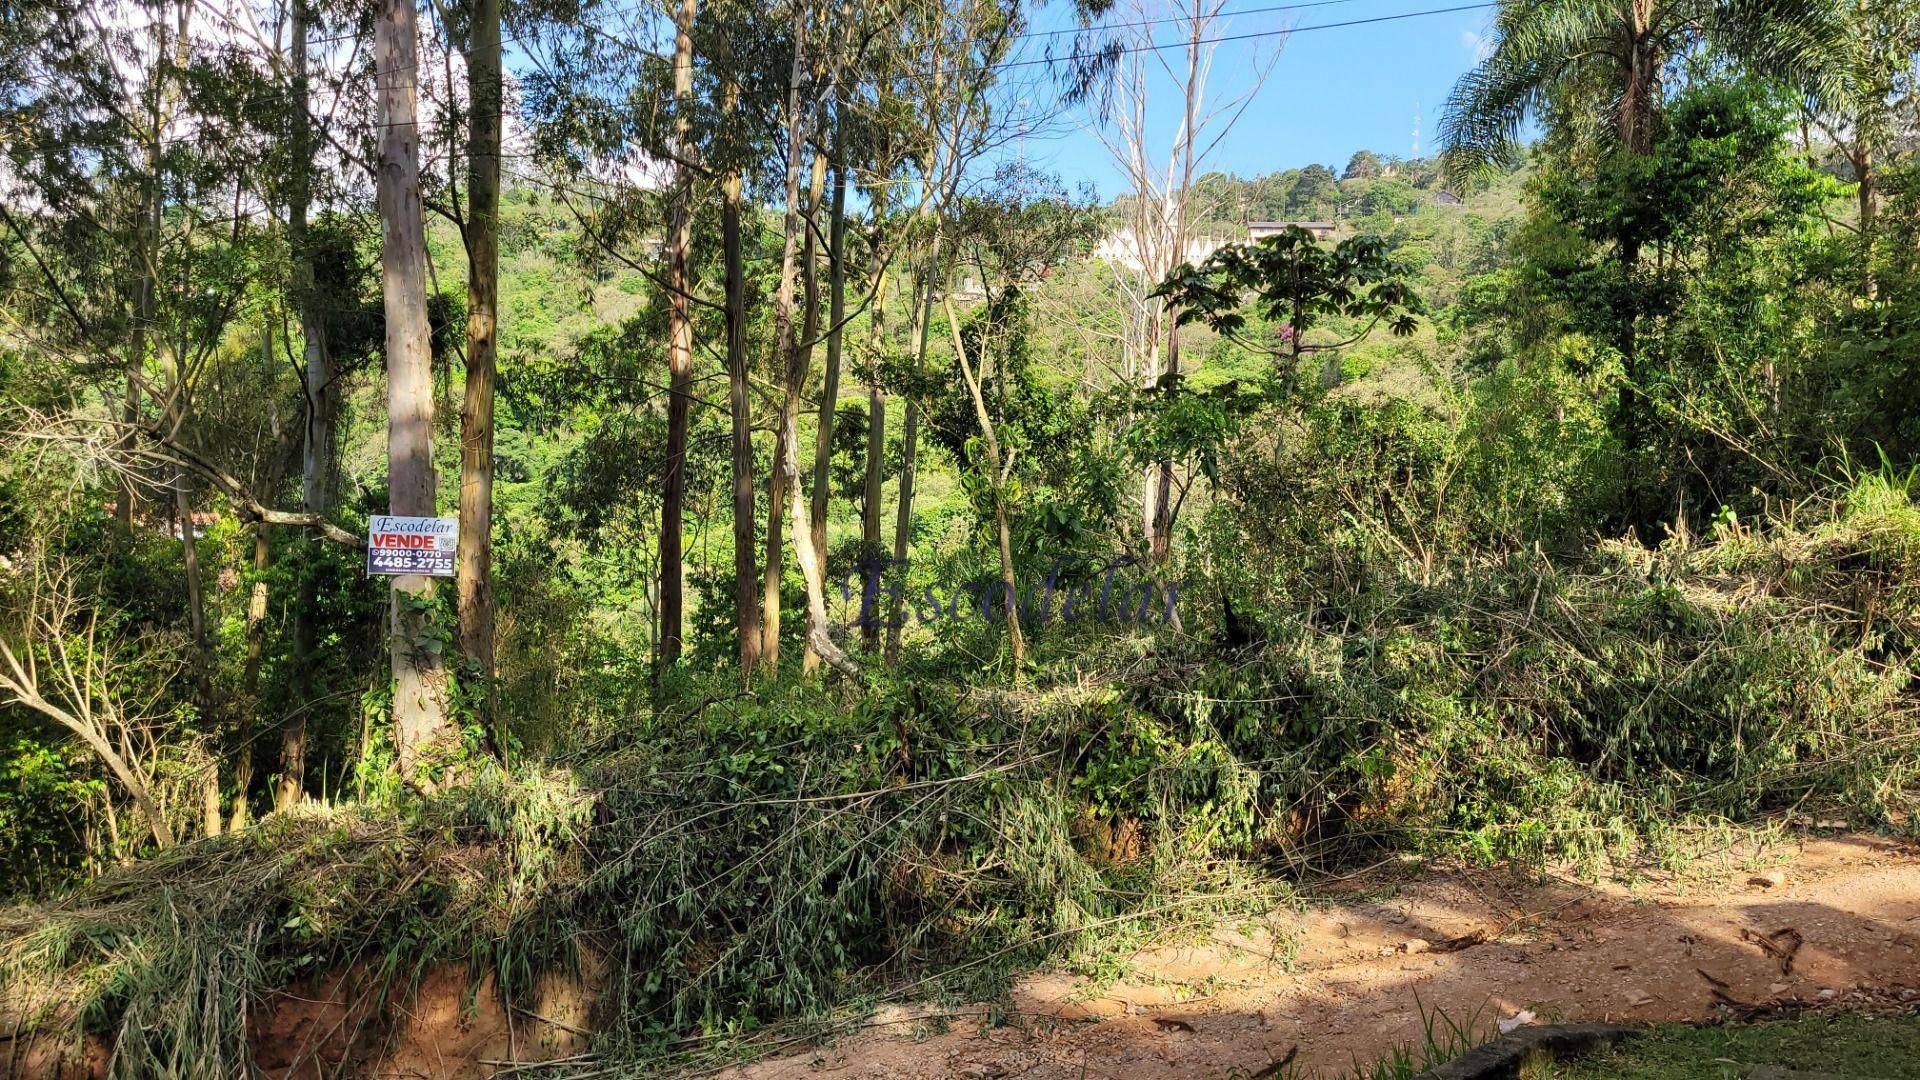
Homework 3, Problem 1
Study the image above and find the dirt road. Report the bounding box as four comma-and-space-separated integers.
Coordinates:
722, 836, 1920, 1079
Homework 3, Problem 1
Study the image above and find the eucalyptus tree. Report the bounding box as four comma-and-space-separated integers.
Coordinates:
873, 0, 1031, 660
801, 0, 927, 671
459, 0, 506, 690
651, 0, 700, 671
520, 0, 790, 680
375, 0, 460, 781
845, 38, 932, 652
762, 0, 880, 678
800, 126, 849, 676
705, 14, 789, 682
758, 0, 824, 673
0, 0, 307, 830
238, 0, 379, 813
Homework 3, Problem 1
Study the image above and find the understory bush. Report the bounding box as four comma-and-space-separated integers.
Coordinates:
4, 477, 1919, 1073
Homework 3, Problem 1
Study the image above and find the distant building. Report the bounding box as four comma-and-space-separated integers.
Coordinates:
1248, 220, 1338, 242
1091, 227, 1237, 273
1434, 191, 1464, 207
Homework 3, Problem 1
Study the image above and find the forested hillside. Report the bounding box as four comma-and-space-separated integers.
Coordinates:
3, 0, 1920, 1072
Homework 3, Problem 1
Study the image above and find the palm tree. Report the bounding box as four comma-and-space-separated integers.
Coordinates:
1440, 0, 1844, 523
1802, 0, 1920, 296
1440, 0, 1846, 184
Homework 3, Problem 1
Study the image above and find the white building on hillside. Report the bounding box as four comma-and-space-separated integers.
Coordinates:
1091, 227, 1237, 273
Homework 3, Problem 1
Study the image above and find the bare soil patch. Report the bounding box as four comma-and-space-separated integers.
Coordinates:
722, 836, 1920, 1079
14, 837, 1917, 1078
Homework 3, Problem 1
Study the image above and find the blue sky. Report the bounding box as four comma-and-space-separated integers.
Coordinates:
1010, 0, 1498, 199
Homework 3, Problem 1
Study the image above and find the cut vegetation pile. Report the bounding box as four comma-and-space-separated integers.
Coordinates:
5, 478, 1919, 1074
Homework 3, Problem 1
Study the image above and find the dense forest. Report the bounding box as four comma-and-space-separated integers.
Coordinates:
2, 0, 1920, 1072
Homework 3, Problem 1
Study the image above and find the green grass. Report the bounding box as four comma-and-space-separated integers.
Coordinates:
1531, 1013, 1920, 1079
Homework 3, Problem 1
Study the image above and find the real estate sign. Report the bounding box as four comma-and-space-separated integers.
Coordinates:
366, 515, 458, 577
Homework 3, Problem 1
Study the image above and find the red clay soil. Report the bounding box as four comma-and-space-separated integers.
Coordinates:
4, 964, 595, 1080
248, 963, 596, 1079
721, 835, 1920, 1080
9, 835, 1918, 1078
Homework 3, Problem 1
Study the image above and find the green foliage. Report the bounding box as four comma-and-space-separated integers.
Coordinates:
10, 2, 1920, 1066
1156, 226, 1425, 363
15, 459, 1919, 1065
1537, 1012, 1920, 1079
0, 737, 101, 890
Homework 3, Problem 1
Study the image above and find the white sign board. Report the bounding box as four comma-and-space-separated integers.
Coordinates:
366, 515, 458, 577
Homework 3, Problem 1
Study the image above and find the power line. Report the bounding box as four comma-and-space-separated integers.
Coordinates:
374, 0, 1503, 126
9, 1, 1496, 146
997, 1, 1496, 72
295, 0, 1377, 50
1018, 0, 1366, 41
207, 0, 1497, 105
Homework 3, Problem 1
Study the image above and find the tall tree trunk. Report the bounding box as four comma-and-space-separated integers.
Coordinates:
859, 201, 889, 652
115, 381, 142, 528
773, 150, 826, 669
163, 349, 216, 834
782, 404, 859, 678
1620, 30, 1657, 156
655, 0, 697, 673
167, 421, 211, 707
1615, 234, 1641, 430
884, 396, 917, 663
941, 295, 1024, 666
458, 0, 501, 695
119, 220, 152, 529
884, 240, 939, 661
117, 10, 169, 532
723, 161, 761, 681
1144, 11, 1204, 562
280, 0, 331, 812
377, 0, 455, 782
1611, 30, 1657, 519
803, 145, 848, 675
145, 7, 212, 732
232, 325, 278, 830
760, 17, 812, 671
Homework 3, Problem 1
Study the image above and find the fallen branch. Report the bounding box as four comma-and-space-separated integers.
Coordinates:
119, 421, 362, 547
6, 411, 362, 548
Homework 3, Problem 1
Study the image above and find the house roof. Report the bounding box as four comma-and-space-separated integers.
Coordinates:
1247, 220, 1336, 230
